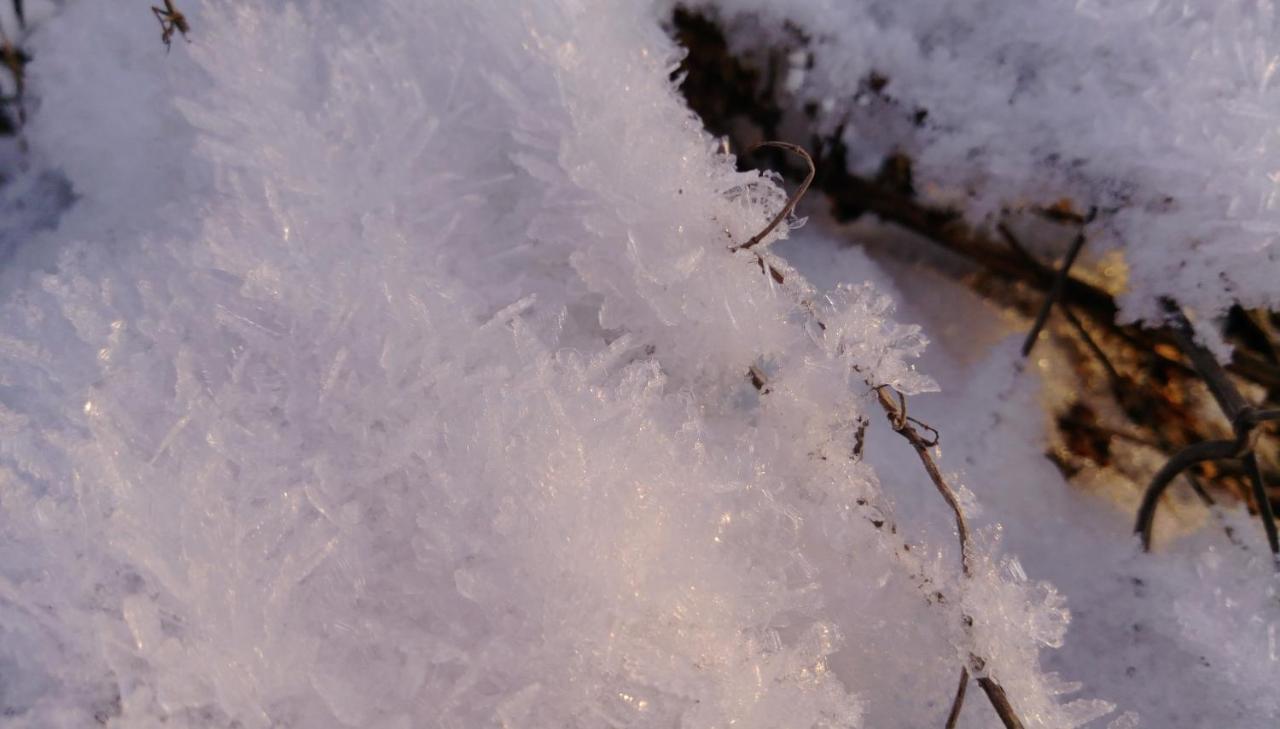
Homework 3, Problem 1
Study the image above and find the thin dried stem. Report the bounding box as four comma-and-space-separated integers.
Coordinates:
729, 137, 1022, 728
976, 676, 1027, 729
874, 386, 971, 575
1185, 471, 1216, 507
1061, 304, 1124, 389
1134, 438, 1240, 550
996, 222, 1034, 264
872, 385, 1023, 728
734, 141, 815, 251
1022, 226, 1090, 357
998, 223, 1123, 386
944, 667, 968, 729
1163, 301, 1248, 419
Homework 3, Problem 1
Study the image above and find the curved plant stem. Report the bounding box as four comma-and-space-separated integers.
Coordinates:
874, 386, 971, 574
1134, 439, 1240, 550
734, 142, 815, 251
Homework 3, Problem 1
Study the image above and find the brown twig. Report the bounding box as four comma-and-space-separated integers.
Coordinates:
944, 667, 968, 729
1060, 304, 1124, 389
875, 385, 971, 574
976, 676, 1026, 729
152, 1, 190, 51
873, 385, 1024, 728
733, 141, 815, 251
1022, 217, 1093, 357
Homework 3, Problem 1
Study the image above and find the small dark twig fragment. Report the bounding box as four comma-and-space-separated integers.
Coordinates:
906, 416, 940, 448
152, 0, 190, 51
852, 416, 869, 460
996, 222, 1035, 264
1060, 304, 1124, 389
944, 667, 968, 729
976, 676, 1026, 729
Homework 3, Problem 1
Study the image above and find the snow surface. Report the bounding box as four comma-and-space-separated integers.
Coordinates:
0, 1, 1275, 728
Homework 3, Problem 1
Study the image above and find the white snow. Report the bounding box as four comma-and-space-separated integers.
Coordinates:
0, 1, 1275, 728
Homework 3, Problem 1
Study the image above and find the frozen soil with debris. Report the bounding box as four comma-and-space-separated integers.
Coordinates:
0, 1, 1276, 728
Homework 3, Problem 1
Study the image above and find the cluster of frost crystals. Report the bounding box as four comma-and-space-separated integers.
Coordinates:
815, 283, 937, 396
0, 0, 1107, 727
960, 534, 1115, 728
684, 0, 1280, 321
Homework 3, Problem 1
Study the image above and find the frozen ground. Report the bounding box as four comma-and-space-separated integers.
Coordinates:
0, 1, 1276, 727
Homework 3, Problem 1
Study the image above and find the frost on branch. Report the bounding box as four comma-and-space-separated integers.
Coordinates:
0, 0, 1201, 727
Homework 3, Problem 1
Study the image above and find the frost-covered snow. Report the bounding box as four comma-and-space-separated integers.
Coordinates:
0, 1, 1276, 728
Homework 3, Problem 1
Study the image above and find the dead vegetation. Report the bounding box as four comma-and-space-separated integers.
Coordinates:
670, 6, 1280, 563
